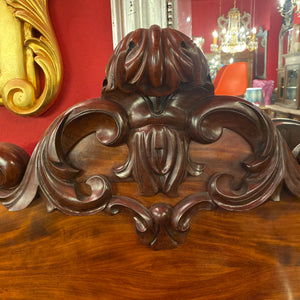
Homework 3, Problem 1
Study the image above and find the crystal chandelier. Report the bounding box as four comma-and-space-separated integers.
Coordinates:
212, 0, 258, 54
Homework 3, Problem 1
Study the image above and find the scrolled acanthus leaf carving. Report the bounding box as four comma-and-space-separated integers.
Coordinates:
188, 97, 288, 210
0, 25, 300, 249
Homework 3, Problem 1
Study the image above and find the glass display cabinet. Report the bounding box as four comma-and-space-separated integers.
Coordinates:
277, 67, 286, 103
286, 66, 298, 107
276, 52, 300, 109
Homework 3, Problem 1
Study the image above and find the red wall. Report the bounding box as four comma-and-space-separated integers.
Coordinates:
177, 0, 192, 37
191, 0, 282, 84
295, 9, 300, 24
0, 0, 113, 154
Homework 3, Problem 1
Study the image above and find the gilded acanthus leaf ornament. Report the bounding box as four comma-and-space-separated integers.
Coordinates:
0, 0, 62, 116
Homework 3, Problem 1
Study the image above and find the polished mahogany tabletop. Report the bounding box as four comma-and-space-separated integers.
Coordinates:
0, 189, 299, 299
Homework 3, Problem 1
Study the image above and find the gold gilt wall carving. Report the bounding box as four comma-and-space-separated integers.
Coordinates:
0, 0, 62, 116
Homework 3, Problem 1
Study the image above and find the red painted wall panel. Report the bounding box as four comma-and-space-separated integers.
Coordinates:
177, 0, 192, 37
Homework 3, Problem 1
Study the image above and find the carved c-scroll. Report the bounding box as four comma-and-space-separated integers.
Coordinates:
0, 0, 62, 116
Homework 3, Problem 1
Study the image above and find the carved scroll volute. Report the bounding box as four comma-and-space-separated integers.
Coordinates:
188, 96, 300, 210
188, 97, 281, 210
0, 0, 62, 116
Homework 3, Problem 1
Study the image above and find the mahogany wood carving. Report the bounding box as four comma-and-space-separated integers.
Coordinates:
1, 25, 300, 249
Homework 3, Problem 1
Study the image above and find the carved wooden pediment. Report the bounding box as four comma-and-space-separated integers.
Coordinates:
0, 25, 300, 249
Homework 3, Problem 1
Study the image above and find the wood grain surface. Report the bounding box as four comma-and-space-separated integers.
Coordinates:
0, 190, 300, 299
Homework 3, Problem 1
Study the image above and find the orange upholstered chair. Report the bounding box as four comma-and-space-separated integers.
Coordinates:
214, 62, 248, 96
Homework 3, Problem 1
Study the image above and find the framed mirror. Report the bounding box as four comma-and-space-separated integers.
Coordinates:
278, 1, 294, 69
254, 27, 268, 79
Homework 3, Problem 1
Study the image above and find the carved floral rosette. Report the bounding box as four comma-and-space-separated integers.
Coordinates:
0, 25, 300, 249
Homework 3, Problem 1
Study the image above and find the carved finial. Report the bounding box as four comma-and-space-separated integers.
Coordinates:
104, 25, 211, 96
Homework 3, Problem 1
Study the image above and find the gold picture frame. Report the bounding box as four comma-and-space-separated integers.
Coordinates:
0, 0, 62, 116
